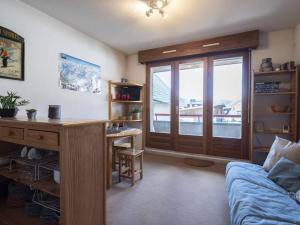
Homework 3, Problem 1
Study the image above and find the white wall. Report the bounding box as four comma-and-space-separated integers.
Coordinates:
252, 29, 295, 71
295, 22, 300, 65
127, 54, 146, 84
127, 29, 296, 84
0, 0, 126, 119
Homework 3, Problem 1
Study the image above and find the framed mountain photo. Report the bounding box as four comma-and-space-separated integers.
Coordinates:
0, 26, 25, 81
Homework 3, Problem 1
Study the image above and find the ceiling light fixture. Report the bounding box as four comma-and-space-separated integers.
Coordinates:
145, 0, 170, 18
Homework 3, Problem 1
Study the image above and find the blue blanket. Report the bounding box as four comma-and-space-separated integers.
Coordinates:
226, 162, 300, 225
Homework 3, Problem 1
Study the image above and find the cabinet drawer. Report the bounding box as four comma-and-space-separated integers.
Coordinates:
25, 130, 59, 146
0, 126, 24, 140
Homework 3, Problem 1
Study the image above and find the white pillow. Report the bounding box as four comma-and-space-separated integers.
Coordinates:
282, 142, 300, 164
263, 136, 291, 171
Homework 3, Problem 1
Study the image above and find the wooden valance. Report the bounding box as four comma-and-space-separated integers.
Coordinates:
138, 30, 259, 63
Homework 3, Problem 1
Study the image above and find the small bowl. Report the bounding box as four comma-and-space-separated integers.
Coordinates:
271, 105, 289, 113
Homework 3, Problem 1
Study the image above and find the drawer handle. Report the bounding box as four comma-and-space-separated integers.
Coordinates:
39, 135, 44, 140
8, 131, 15, 136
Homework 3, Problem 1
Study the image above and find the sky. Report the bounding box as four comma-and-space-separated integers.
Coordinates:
154, 61, 243, 104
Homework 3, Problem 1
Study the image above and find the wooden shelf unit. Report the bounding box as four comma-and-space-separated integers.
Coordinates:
0, 118, 106, 225
108, 80, 146, 148
250, 68, 299, 162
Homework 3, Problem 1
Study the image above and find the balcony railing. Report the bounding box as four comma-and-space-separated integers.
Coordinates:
152, 113, 242, 138
154, 113, 241, 123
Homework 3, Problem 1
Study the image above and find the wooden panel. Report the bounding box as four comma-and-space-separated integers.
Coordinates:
0, 199, 42, 225
0, 126, 24, 140
60, 124, 106, 225
176, 136, 204, 154
147, 134, 173, 150
139, 30, 259, 63
209, 138, 242, 158
25, 129, 59, 147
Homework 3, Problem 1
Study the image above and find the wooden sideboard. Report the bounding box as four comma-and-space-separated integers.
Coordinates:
0, 118, 107, 225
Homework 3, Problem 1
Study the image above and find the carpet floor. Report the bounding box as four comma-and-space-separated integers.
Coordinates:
107, 154, 230, 225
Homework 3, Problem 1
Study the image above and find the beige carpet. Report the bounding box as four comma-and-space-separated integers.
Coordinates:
107, 154, 230, 225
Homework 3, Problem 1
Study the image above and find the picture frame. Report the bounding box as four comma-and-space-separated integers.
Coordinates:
0, 26, 25, 81
282, 125, 290, 134
59, 53, 101, 93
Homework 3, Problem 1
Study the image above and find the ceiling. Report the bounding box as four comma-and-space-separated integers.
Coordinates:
21, 0, 300, 54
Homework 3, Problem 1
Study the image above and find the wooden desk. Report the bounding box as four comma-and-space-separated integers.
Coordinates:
106, 129, 142, 189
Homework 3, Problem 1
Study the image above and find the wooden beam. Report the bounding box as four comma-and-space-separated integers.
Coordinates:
138, 30, 259, 63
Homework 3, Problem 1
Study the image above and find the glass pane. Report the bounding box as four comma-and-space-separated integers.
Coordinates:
150, 65, 171, 134
179, 61, 204, 136
213, 57, 243, 139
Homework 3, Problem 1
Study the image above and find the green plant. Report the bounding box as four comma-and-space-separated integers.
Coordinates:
0, 91, 29, 109
130, 108, 141, 114
26, 109, 37, 113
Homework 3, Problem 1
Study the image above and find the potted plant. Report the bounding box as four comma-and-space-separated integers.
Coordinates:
26, 109, 37, 120
130, 108, 142, 120
0, 91, 29, 118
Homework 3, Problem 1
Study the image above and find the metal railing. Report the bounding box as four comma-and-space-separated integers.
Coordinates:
154, 113, 241, 122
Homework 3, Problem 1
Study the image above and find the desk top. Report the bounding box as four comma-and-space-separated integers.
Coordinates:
106, 128, 142, 138
0, 117, 107, 127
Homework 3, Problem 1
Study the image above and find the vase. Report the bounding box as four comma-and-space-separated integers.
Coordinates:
27, 111, 37, 120
132, 112, 141, 120
0, 108, 19, 118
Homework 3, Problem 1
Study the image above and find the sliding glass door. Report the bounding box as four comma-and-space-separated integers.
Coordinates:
174, 59, 207, 153
147, 51, 250, 159
207, 52, 249, 158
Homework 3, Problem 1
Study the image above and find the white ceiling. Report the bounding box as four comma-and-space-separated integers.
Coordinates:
21, 0, 300, 54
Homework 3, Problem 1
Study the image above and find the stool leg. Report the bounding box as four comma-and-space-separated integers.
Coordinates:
140, 154, 144, 180
118, 155, 122, 183
112, 150, 116, 171
131, 156, 135, 186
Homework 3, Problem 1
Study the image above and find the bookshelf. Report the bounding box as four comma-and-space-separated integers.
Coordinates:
250, 68, 299, 164
108, 80, 146, 148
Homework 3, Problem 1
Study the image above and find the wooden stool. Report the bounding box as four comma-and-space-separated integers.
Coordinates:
118, 149, 144, 186
112, 142, 131, 170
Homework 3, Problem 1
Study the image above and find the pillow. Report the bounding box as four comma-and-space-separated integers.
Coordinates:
296, 190, 300, 204
282, 142, 300, 164
263, 136, 291, 171
267, 157, 300, 193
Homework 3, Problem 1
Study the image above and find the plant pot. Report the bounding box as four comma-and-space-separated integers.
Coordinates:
132, 112, 141, 120
0, 108, 19, 118
27, 111, 37, 120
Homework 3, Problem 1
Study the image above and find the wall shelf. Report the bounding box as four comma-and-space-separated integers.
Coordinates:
250, 67, 299, 163
111, 100, 143, 104
253, 147, 270, 153
111, 82, 144, 87
254, 130, 292, 135
111, 119, 143, 123
254, 70, 296, 76
109, 80, 146, 149
254, 92, 296, 96
253, 112, 296, 115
